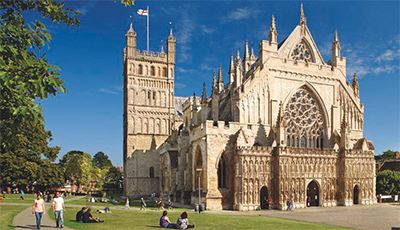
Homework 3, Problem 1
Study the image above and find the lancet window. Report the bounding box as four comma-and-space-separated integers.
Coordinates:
218, 155, 227, 188
285, 87, 325, 148
291, 40, 314, 63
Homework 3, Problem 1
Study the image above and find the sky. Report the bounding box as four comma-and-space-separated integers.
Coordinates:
26, 1, 399, 167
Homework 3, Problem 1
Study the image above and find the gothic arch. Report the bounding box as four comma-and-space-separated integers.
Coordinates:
217, 152, 227, 188
289, 38, 316, 63
194, 145, 205, 190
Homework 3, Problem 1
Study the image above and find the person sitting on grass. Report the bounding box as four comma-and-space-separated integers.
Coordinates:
159, 211, 175, 228
83, 208, 104, 223
176, 211, 195, 229
76, 207, 86, 222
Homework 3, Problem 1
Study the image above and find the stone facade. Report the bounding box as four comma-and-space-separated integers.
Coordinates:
123, 5, 376, 210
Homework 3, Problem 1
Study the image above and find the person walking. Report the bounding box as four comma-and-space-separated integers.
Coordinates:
140, 197, 146, 211
168, 199, 173, 210
52, 192, 65, 228
32, 193, 45, 229
20, 190, 25, 200
125, 197, 130, 210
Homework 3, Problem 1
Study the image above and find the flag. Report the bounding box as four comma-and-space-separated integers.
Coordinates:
137, 9, 148, 16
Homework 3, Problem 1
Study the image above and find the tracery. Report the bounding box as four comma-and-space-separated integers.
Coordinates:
291, 40, 313, 63
285, 87, 325, 148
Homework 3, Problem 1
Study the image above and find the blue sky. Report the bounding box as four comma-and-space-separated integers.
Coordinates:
31, 1, 399, 167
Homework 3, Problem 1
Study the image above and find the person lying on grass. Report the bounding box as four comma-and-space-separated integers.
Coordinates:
83, 208, 104, 223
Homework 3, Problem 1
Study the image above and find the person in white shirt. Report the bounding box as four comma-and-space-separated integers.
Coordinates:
52, 192, 65, 228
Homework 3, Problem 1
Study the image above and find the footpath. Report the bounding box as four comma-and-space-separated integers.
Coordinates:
12, 197, 83, 230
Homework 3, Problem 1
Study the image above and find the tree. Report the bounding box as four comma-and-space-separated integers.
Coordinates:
0, 118, 64, 189
375, 150, 395, 162
103, 166, 122, 191
61, 150, 92, 190
376, 170, 400, 196
93, 151, 113, 169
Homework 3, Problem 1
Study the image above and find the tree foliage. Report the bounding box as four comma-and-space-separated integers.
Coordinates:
93, 151, 113, 169
61, 150, 92, 188
0, 119, 64, 188
376, 170, 400, 196
103, 166, 122, 191
375, 150, 396, 162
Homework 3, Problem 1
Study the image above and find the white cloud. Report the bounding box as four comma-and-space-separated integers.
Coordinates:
175, 83, 186, 89
200, 64, 212, 71
200, 25, 215, 34
227, 7, 260, 21
377, 49, 396, 62
99, 88, 119, 95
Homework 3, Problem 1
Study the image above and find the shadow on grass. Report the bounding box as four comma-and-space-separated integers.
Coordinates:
10, 224, 53, 229
146, 225, 162, 228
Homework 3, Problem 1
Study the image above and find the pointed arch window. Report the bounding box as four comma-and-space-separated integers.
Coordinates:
291, 40, 314, 63
284, 87, 325, 149
138, 65, 143, 75
218, 155, 227, 188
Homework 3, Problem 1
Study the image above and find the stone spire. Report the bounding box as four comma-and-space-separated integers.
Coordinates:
168, 26, 176, 42
299, 3, 306, 26
212, 71, 217, 89
126, 22, 137, 36
331, 29, 341, 67
202, 82, 207, 103
352, 72, 359, 97
269, 15, 278, 44
160, 40, 165, 54
167, 25, 176, 64
229, 53, 235, 85
192, 91, 198, 126
299, 3, 307, 36
234, 50, 243, 88
276, 102, 287, 146
244, 40, 251, 73
250, 44, 257, 60
218, 63, 224, 92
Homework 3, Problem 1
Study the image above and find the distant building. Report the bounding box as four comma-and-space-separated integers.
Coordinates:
377, 151, 400, 172
123, 4, 376, 210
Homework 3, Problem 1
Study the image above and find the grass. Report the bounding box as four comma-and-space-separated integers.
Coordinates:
1, 193, 78, 204
50, 206, 351, 230
0, 205, 29, 230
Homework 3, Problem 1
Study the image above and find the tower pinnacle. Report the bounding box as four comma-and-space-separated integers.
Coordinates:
269, 15, 278, 44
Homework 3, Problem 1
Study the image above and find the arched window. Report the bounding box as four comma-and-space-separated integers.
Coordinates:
162, 67, 167, 77
284, 87, 325, 149
291, 40, 314, 63
150, 66, 155, 76
138, 65, 143, 75
218, 155, 227, 188
149, 167, 154, 178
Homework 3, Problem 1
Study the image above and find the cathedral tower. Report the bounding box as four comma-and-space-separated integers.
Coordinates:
123, 23, 176, 196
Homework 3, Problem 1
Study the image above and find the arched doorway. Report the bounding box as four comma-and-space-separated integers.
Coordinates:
353, 185, 359, 205
307, 180, 319, 207
260, 186, 269, 209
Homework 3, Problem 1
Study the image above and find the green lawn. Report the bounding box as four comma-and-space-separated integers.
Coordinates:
1, 193, 78, 204
50, 207, 350, 230
0, 205, 29, 230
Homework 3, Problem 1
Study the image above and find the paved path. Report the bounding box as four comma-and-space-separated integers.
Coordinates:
12, 196, 83, 230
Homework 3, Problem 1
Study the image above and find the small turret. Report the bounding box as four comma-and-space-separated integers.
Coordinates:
268, 15, 278, 44
126, 22, 137, 57
352, 72, 359, 97
243, 40, 250, 73
211, 72, 220, 125
212, 71, 217, 89
228, 53, 235, 86
331, 29, 341, 67
217, 64, 224, 92
201, 82, 208, 123
167, 27, 176, 65
192, 92, 198, 126
234, 50, 243, 88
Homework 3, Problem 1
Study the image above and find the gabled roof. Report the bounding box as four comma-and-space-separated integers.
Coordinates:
277, 25, 326, 65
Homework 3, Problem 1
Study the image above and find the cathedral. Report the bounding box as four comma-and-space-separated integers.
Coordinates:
123, 4, 376, 211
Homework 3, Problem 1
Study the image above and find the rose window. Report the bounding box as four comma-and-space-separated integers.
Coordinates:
284, 87, 325, 148
291, 41, 313, 63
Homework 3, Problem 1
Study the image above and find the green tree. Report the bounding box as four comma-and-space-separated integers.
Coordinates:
0, 118, 64, 189
103, 166, 122, 191
93, 151, 113, 169
61, 150, 92, 189
375, 150, 396, 162
376, 170, 400, 196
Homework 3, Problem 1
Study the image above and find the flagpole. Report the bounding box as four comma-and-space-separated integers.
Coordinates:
147, 6, 149, 53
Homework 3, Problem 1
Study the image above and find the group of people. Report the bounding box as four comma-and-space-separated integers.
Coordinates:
160, 211, 195, 229
76, 207, 105, 223
31, 191, 65, 229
